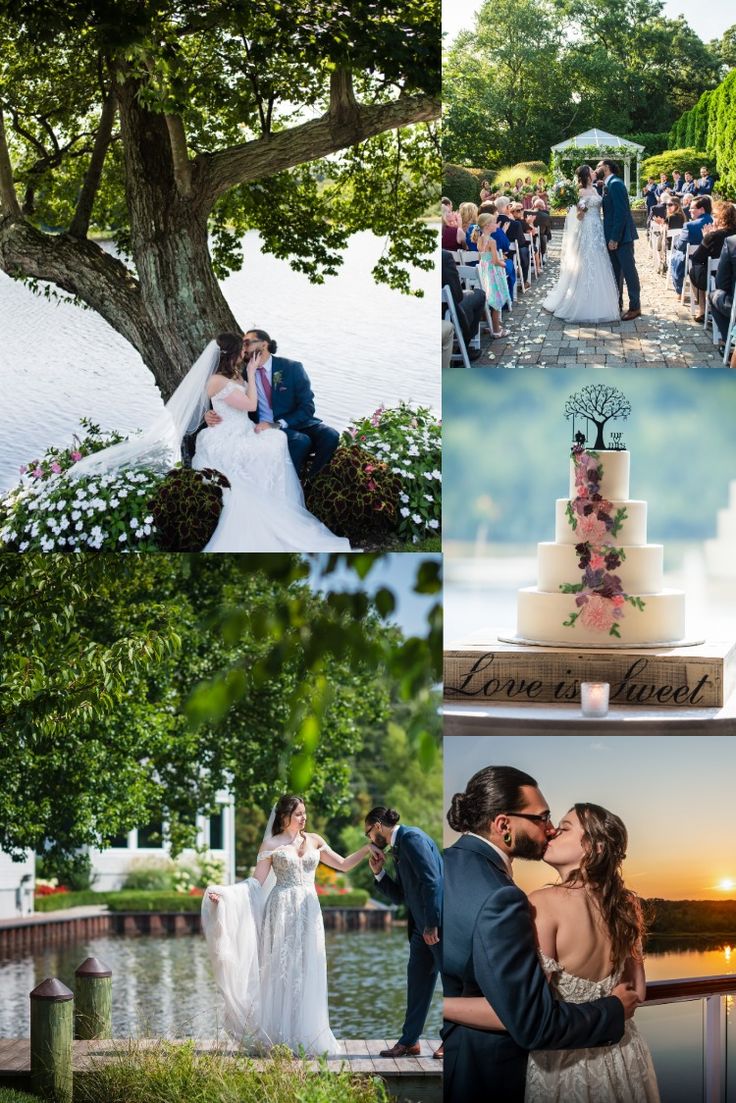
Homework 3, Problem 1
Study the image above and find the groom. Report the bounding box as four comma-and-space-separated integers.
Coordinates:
366, 807, 444, 1059
443, 765, 639, 1103
206, 329, 339, 480
596, 159, 642, 321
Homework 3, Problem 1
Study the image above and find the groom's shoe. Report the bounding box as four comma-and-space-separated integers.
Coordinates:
621, 308, 642, 321
379, 1042, 421, 1058
433, 1045, 444, 1059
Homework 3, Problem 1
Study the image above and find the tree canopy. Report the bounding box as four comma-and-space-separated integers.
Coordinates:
0, 0, 440, 396
442, 0, 722, 170
0, 552, 441, 864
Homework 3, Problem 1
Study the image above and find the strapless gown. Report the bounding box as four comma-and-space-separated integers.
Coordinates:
525, 951, 660, 1102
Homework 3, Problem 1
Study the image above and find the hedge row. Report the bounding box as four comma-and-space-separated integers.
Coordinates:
640, 148, 711, 185
668, 69, 736, 197
34, 888, 370, 913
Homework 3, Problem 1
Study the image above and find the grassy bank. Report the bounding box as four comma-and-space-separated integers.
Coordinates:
75, 1041, 387, 1103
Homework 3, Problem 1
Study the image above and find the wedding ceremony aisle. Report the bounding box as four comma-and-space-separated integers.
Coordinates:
483, 232, 724, 369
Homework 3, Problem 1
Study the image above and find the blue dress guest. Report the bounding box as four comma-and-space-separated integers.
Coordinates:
655, 173, 671, 198
670, 196, 713, 294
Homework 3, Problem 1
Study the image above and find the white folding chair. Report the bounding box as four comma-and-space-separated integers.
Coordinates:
680, 243, 699, 310
524, 233, 538, 282
459, 250, 479, 265
442, 284, 472, 369
722, 296, 736, 365
703, 256, 719, 331
458, 264, 495, 336
664, 229, 680, 287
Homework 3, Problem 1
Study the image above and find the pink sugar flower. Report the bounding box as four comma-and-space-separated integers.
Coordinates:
579, 594, 618, 633
612, 594, 626, 607
577, 513, 609, 543
590, 554, 605, 570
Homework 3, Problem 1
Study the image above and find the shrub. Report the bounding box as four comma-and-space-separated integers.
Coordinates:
305, 445, 401, 546
0, 433, 161, 551
75, 1040, 388, 1103
346, 403, 441, 544
105, 891, 203, 912
149, 467, 230, 551
36, 850, 96, 892
639, 149, 712, 188
0, 1089, 37, 1102
317, 890, 370, 908
34, 889, 103, 912
122, 857, 176, 892
490, 161, 549, 193
441, 163, 491, 207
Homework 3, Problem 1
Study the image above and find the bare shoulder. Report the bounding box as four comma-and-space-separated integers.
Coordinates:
207, 375, 240, 395
528, 884, 570, 914
307, 832, 325, 848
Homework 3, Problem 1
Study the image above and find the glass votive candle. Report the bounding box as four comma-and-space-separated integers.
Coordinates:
580, 681, 610, 718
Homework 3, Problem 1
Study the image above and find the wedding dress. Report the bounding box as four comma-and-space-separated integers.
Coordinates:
192, 379, 349, 552
542, 191, 621, 323
525, 952, 660, 1102
201, 842, 339, 1055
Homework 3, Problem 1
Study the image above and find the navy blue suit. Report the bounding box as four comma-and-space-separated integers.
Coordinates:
696, 175, 714, 195
442, 835, 624, 1103
374, 825, 443, 1046
248, 355, 338, 479
670, 213, 714, 293
709, 234, 736, 342
602, 175, 640, 311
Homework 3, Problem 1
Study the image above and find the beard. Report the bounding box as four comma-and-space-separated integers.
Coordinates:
511, 830, 548, 861
371, 834, 388, 850
595, 166, 605, 180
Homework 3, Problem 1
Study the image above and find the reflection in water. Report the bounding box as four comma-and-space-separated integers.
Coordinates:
0, 929, 442, 1040
0, 232, 440, 491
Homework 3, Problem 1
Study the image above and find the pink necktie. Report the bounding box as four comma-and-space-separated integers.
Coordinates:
257, 366, 272, 406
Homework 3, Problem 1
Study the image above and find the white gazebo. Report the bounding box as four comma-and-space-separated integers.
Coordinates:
550, 129, 645, 193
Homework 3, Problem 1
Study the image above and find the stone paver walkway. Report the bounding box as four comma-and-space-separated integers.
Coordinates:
479, 231, 724, 368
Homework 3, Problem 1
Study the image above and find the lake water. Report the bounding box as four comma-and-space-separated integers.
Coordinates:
0, 934, 733, 1099
0, 231, 440, 492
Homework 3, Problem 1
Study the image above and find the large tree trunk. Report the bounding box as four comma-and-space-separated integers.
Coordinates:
115, 79, 239, 399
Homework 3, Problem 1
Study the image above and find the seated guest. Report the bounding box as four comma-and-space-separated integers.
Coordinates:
531, 197, 552, 259
696, 166, 714, 195
689, 200, 736, 321
655, 172, 671, 198
681, 192, 694, 220
458, 201, 480, 252
441, 197, 463, 251
709, 234, 736, 351
671, 169, 684, 194
654, 196, 684, 272
441, 249, 485, 362
670, 195, 713, 294
681, 171, 696, 195
508, 201, 531, 286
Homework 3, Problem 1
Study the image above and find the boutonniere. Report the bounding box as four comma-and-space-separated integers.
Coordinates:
272, 370, 283, 387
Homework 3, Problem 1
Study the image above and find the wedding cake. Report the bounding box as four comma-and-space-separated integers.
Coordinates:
516, 445, 686, 646
706, 481, 736, 579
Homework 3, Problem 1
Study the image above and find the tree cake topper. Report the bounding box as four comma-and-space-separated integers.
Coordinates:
564, 384, 631, 451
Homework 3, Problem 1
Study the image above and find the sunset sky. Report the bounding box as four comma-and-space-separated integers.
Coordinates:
444, 735, 736, 900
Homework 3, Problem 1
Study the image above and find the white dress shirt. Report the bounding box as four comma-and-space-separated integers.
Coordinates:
375, 824, 400, 882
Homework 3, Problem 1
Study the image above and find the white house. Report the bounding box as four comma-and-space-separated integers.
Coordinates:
0, 850, 35, 918
87, 790, 237, 890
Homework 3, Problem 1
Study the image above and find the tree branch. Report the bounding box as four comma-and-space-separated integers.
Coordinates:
199, 90, 439, 203
69, 88, 118, 239
163, 111, 192, 197
0, 108, 21, 217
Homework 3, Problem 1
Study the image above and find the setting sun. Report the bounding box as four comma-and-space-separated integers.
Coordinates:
717, 879, 735, 892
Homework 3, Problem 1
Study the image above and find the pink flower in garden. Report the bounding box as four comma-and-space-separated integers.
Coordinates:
577, 513, 609, 543
348, 428, 357, 439
19, 465, 27, 475
70, 451, 82, 461
51, 462, 62, 473
32, 467, 43, 478
365, 464, 375, 473
579, 594, 618, 633
367, 480, 377, 491
590, 554, 605, 570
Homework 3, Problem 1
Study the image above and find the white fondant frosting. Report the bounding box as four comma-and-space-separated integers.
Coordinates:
517, 588, 686, 646
568, 449, 629, 500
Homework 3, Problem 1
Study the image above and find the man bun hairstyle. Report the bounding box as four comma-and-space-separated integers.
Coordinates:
447, 765, 537, 834
247, 328, 278, 354
365, 806, 400, 828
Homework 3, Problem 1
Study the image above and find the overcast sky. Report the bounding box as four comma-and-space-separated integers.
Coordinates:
443, 0, 734, 45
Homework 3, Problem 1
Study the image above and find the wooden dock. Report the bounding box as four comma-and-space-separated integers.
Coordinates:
0, 1038, 441, 1102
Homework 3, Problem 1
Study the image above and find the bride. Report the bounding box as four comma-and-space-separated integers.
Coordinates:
543, 165, 621, 323
202, 794, 376, 1055
69, 335, 349, 552
444, 803, 660, 1102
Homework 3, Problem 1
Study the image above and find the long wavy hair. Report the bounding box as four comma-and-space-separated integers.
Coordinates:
272, 794, 306, 835
564, 803, 644, 970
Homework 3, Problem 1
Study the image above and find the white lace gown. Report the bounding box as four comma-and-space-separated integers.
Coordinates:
191, 380, 349, 552
525, 952, 660, 1103
201, 843, 339, 1055
542, 192, 621, 323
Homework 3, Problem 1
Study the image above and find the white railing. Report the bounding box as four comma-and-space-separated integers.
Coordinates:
645, 975, 736, 1103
